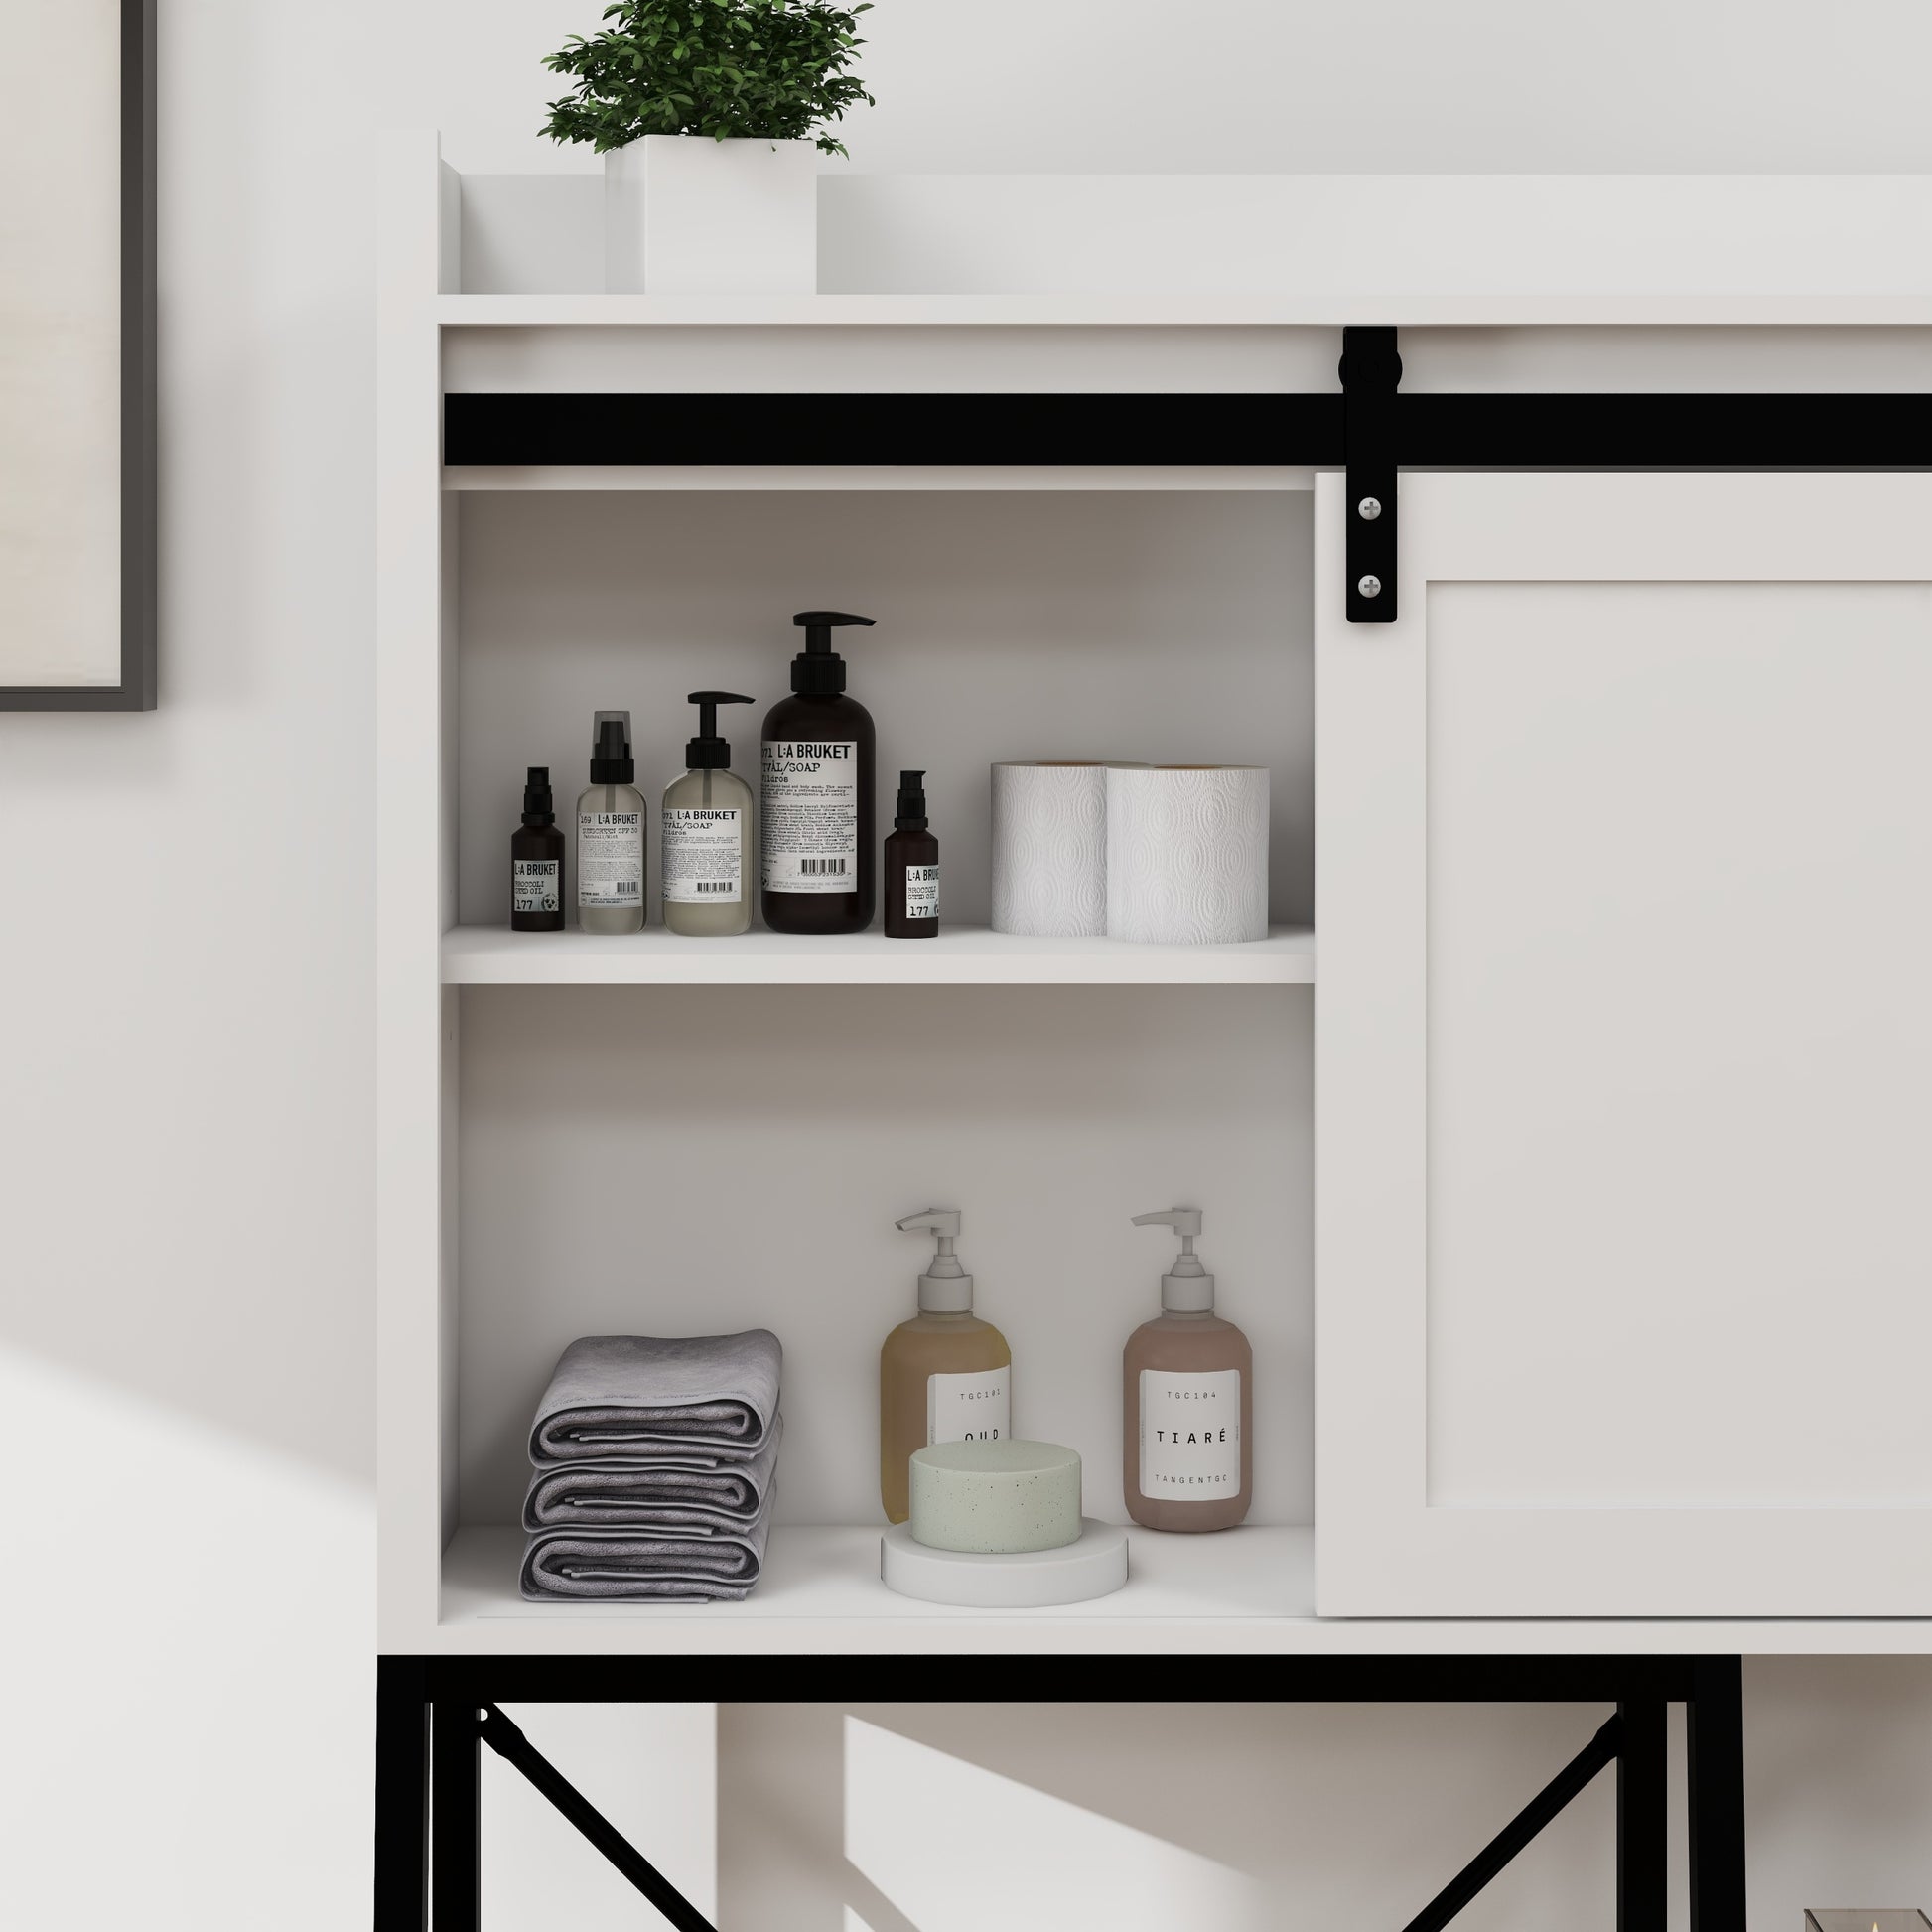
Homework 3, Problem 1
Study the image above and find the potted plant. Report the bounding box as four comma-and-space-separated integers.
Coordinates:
542, 0, 874, 295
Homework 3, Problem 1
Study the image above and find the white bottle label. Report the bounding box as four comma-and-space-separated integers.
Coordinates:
512, 859, 559, 914
663, 807, 742, 904
927, 1364, 1011, 1445
762, 741, 858, 893
904, 863, 939, 920
579, 811, 643, 908
1139, 1368, 1242, 1500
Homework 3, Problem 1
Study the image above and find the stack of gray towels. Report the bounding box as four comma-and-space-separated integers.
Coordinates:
519, 1329, 783, 1602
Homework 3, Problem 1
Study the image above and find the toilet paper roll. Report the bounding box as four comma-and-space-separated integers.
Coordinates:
1105, 765, 1270, 945
991, 762, 1144, 938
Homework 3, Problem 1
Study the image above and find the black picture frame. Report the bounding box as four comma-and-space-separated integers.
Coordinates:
0, 0, 156, 711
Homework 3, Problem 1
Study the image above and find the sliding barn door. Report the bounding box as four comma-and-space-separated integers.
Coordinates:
1317, 472, 1932, 1616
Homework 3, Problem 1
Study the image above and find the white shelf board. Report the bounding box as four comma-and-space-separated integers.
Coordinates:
442, 923, 1315, 986
445, 1522, 1310, 1639
431, 1525, 1932, 1657
443, 465, 1316, 493
435, 293, 1932, 329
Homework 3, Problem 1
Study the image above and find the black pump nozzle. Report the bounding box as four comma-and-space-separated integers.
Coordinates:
895, 768, 928, 828
789, 610, 875, 694
686, 690, 754, 769
589, 710, 635, 785
520, 765, 554, 824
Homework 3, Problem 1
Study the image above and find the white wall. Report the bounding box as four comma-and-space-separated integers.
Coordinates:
418, 0, 1932, 178
7, 3, 1932, 1928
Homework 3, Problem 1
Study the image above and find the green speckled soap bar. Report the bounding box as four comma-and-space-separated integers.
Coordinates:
907, 1439, 1083, 1554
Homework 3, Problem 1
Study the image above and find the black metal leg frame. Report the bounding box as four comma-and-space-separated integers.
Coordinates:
376, 1654, 1746, 1932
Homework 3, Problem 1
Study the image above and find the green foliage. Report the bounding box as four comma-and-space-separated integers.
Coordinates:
541, 0, 875, 158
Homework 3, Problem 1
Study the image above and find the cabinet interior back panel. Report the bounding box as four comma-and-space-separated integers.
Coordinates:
1425, 580, 1932, 1507
458, 984, 1311, 1528
456, 491, 1311, 928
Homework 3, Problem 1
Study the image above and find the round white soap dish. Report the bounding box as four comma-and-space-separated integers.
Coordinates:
880, 1518, 1129, 1608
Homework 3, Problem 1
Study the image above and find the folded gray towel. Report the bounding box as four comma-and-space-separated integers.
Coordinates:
520, 1511, 773, 1601
528, 1331, 782, 1466
522, 1415, 783, 1533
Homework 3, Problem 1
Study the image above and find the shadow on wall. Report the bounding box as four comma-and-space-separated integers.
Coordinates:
720, 1672, 1932, 1932
718, 1701, 1621, 1932
843, 1715, 1267, 1932
0, 0, 376, 1493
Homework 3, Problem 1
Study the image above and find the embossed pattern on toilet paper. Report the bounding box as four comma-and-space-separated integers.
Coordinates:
1106, 766, 1270, 945
991, 763, 1115, 937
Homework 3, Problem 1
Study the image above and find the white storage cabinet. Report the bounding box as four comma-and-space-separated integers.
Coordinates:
377, 134, 1932, 1654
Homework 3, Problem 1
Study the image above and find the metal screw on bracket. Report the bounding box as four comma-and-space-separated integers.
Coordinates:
1357, 574, 1382, 599
1357, 496, 1383, 521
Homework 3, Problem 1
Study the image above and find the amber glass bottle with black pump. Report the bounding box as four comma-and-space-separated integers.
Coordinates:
760, 610, 876, 934
510, 766, 565, 932
884, 768, 938, 938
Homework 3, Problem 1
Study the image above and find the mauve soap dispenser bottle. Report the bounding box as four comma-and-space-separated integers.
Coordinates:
1122, 1208, 1252, 1531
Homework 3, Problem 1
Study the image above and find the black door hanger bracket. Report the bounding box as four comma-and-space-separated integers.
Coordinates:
1340, 325, 1402, 623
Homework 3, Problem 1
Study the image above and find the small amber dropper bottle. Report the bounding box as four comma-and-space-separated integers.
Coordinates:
884, 768, 938, 938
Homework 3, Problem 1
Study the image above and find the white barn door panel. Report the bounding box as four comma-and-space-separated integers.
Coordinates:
1316, 471, 1932, 1616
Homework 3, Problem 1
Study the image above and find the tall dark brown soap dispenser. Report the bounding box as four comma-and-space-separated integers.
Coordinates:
760, 610, 876, 934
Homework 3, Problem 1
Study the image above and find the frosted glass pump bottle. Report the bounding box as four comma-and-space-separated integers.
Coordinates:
1122, 1208, 1252, 1531
662, 691, 756, 936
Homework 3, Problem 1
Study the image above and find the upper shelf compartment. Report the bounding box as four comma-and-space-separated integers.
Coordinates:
431, 157, 1932, 325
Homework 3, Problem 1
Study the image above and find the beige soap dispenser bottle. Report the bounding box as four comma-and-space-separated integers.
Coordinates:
1123, 1208, 1252, 1532
662, 691, 756, 936
879, 1210, 1012, 1524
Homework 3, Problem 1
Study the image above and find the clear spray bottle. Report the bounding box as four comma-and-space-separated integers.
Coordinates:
577, 711, 645, 935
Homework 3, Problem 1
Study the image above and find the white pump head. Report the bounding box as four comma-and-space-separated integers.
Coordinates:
1132, 1207, 1214, 1311
897, 1208, 974, 1312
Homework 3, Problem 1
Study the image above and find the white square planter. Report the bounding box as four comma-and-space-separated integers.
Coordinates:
604, 135, 817, 294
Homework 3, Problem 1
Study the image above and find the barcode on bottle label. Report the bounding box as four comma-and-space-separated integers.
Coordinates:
801, 857, 846, 876
662, 806, 743, 905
